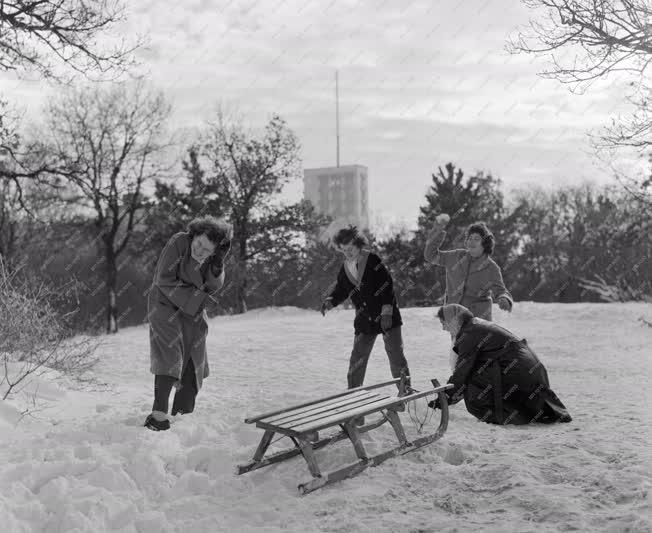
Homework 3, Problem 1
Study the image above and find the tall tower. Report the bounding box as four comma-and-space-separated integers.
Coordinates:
303, 71, 369, 231
303, 165, 369, 230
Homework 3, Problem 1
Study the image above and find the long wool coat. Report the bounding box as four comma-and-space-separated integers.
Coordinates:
327, 251, 403, 335
426, 230, 513, 320
147, 232, 223, 389
446, 318, 572, 425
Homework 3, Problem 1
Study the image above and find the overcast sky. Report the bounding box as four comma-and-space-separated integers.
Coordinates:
0, 0, 642, 232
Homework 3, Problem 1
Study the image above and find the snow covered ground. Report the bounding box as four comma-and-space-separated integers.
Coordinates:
1, 303, 651, 533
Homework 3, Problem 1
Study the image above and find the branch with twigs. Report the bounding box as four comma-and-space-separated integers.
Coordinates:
0, 255, 101, 405
0, 0, 142, 81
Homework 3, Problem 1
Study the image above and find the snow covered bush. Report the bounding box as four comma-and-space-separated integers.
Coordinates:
0, 258, 99, 401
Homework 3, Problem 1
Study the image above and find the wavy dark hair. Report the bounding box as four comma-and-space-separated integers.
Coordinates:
466, 222, 495, 255
333, 225, 368, 248
187, 216, 233, 252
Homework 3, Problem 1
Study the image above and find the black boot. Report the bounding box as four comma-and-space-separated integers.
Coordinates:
144, 414, 170, 431
171, 361, 197, 416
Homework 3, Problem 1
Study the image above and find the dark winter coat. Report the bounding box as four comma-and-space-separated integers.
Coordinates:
147, 232, 223, 389
444, 318, 572, 424
327, 251, 403, 335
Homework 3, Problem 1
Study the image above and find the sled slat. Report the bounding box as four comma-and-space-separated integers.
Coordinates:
254, 394, 390, 436
244, 377, 401, 423
264, 390, 378, 425
284, 394, 391, 430
291, 389, 441, 433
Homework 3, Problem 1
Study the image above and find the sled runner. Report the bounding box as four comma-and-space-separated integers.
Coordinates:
236, 375, 453, 495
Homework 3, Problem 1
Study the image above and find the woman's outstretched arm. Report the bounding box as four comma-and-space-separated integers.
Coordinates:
489, 263, 513, 310
424, 226, 447, 264
424, 224, 465, 266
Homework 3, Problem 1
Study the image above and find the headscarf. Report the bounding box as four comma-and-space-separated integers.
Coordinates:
439, 304, 474, 339
438, 304, 474, 372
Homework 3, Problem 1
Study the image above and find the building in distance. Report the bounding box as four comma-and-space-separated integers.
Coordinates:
303, 164, 369, 234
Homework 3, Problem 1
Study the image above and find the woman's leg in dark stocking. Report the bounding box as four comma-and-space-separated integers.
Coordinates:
152, 375, 176, 414
171, 359, 198, 415
145, 375, 176, 430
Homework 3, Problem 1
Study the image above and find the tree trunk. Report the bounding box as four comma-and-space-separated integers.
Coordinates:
234, 232, 248, 314
234, 259, 248, 314
105, 248, 119, 333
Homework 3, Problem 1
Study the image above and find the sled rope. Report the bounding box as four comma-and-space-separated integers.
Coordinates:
407, 396, 435, 434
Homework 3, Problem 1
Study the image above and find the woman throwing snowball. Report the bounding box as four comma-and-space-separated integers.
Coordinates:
424, 215, 513, 321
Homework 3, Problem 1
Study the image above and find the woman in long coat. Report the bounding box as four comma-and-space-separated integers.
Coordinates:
431, 304, 572, 425
424, 217, 513, 321
144, 216, 233, 431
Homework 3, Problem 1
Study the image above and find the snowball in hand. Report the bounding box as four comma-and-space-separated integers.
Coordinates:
435, 213, 450, 225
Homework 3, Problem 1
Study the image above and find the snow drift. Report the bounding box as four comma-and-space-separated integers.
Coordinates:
0, 302, 651, 533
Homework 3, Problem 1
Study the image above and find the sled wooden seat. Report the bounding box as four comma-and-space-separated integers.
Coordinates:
236, 375, 453, 495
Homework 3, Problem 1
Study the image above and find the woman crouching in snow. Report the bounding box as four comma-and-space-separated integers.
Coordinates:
430, 304, 572, 425
144, 216, 233, 431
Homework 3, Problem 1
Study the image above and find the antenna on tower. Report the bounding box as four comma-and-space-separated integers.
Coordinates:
335, 69, 340, 168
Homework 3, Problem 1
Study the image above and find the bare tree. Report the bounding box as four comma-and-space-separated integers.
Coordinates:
507, 0, 651, 197
0, 0, 143, 226
36, 81, 172, 333
598, 83, 651, 149
202, 110, 310, 314
507, 1, 651, 88
0, 98, 80, 219
0, 0, 140, 80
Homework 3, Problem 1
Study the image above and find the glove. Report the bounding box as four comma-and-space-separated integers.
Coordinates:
380, 314, 392, 332
320, 299, 333, 316
217, 236, 232, 257
427, 398, 442, 410
208, 253, 224, 277
497, 296, 512, 311
429, 388, 456, 410
207, 234, 231, 272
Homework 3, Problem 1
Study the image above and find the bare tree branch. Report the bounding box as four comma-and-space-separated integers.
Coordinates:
507, 0, 651, 87
0, 0, 142, 81
508, 0, 651, 195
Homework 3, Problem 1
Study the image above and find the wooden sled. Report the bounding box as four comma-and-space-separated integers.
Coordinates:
236, 376, 453, 495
